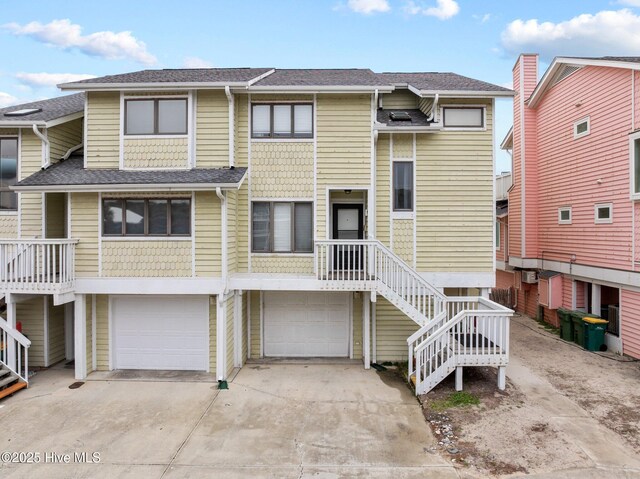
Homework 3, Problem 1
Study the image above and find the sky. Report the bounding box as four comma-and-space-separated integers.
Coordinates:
2, 0, 640, 173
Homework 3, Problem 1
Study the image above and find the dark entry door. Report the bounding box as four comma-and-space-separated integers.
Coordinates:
332, 204, 364, 271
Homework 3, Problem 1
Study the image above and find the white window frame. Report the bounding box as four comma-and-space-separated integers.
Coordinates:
495, 220, 501, 250
558, 207, 572, 225
594, 203, 613, 224
573, 116, 590, 139
441, 105, 486, 131
122, 95, 189, 139
630, 131, 640, 200
0, 135, 19, 214
392, 160, 414, 214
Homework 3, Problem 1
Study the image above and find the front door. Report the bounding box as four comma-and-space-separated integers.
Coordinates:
332, 204, 364, 271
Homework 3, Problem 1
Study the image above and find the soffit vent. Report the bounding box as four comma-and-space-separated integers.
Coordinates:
550, 65, 582, 88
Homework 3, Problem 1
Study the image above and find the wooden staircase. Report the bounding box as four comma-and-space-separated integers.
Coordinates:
0, 364, 27, 400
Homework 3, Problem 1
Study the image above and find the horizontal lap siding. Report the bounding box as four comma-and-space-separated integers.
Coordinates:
516, 283, 539, 318
496, 218, 507, 262
197, 90, 229, 168
46, 193, 66, 239
316, 94, 371, 239
242, 292, 248, 363
236, 95, 249, 272
621, 289, 640, 359
20, 131, 44, 238
536, 67, 633, 269
250, 291, 260, 358
86, 296, 93, 372
195, 191, 222, 276
416, 99, 493, 272
86, 92, 119, 168
375, 297, 419, 362
70, 193, 99, 276
381, 90, 418, 109
48, 119, 83, 161
353, 293, 363, 359
209, 296, 217, 373
18, 298, 45, 367
495, 269, 515, 289
523, 57, 539, 258
375, 135, 390, 246
509, 60, 523, 259
48, 297, 65, 365
227, 190, 237, 274
226, 295, 234, 377
96, 295, 109, 370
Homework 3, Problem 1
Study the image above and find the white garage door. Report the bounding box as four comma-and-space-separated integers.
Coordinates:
264, 292, 350, 357
113, 296, 209, 371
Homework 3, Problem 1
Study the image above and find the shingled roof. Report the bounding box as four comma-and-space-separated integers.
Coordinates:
0, 93, 85, 124
379, 72, 512, 94
14, 156, 247, 191
251, 69, 385, 87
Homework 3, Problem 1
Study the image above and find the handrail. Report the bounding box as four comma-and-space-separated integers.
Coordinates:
0, 316, 31, 348
0, 315, 31, 384
0, 239, 79, 245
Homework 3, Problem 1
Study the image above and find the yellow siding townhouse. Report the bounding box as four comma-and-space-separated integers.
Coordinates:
0, 68, 513, 397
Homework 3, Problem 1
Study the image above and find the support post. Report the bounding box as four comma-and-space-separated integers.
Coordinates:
455, 366, 463, 391
363, 291, 371, 369
73, 294, 87, 380
497, 366, 506, 391
480, 288, 490, 299
6, 293, 16, 371
591, 283, 601, 316
233, 291, 242, 368
216, 295, 226, 381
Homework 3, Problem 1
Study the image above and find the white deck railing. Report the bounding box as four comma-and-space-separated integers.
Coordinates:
0, 315, 31, 384
315, 240, 447, 325
410, 297, 513, 395
0, 239, 78, 292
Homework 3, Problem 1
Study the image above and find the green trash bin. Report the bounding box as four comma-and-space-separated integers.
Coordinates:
570, 311, 588, 347
583, 317, 608, 352
558, 308, 572, 341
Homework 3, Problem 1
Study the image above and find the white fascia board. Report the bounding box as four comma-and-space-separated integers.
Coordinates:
57, 82, 251, 91
12, 182, 243, 193
418, 90, 514, 98
500, 126, 514, 150
45, 111, 85, 128
374, 125, 442, 133
0, 112, 83, 129
75, 278, 225, 295
0, 120, 46, 127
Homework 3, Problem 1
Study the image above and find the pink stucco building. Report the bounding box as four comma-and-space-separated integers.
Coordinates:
498, 54, 640, 359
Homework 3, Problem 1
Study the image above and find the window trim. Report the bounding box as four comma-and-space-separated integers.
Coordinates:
250, 103, 314, 139
392, 160, 414, 213
0, 136, 19, 212
495, 220, 501, 250
594, 203, 613, 224
441, 105, 486, 130
630, 131, 640, 200
124, 97, 188, 136
251, 201, 314, 253
573, 116, 590, 139
101, 197, 192, 237
558, 207, 572, 225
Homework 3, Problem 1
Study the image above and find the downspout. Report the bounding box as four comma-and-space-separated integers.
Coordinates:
62, 143, 83, 161
216, 186, 228, 384
370, 89, 379, 239
225, 86, 235, 168
216, 187, 228, 291
426, 93, 439, 122
32, 124, 50, 169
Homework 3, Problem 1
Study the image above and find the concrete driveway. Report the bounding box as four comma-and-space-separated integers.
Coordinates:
0, 362, 456, 478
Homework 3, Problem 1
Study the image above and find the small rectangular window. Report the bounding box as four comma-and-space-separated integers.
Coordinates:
443, 107, 484, 128
634, 137, 640, 195
558, 207, 572, 224
595, 203, 612, 224
496, 221, 501, 249
574, 116, 590, 139
0, 138, 18, 211
102, 198, 190, 236
251, 104, 313, 138
124, 98, 187, 135
252, 201, 313, 253
393, 161, 414, 211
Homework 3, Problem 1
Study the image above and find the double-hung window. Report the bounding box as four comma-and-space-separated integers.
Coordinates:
102, 198, 191, 236
252, 202, 313, 253
251, 104, 313, 138
124, 98, 188, 135
0, 138, 17, 211
393, 161, 414, 211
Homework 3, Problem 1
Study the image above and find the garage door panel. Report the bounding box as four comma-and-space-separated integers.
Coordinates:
264, 292, 349, 357
113, 296, 208, 371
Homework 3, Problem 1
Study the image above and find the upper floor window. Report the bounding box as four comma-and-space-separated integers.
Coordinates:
574, 116, 590, 139
102, 198, 191, 236
393, 161, 414, 211
251, 104, 313, 139
252, 201, 313, 253
594, 203, 612, 224
0, 138, 18, 211
442, 107, 484, 128
558, 207, 572, 224
124, 98, 188, 135
632, 133, 640, 198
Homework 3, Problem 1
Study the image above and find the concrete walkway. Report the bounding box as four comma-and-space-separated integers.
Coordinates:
0, 363, 456, 479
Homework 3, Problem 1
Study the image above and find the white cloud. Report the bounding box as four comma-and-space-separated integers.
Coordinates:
0, 92, 19, 108
501, 9, 640, 60
3, 19, 157, 65
473, 13, 491, 23
182, 56, 213, 68
617, 0, 640, 6
15, 72, 97, 88
347, 0, 390, 14
404, 0, 460, 20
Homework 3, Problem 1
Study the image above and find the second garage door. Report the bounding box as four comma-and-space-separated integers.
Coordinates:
112, 295, 209, 371
263, 292, 350, 357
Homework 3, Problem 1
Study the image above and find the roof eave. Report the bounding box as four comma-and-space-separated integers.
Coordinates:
12, 182, 244, 193
58, 81, 252, 91
374, 124, 442, 133
0, 120, 47, 128
417, 89, 514, 98
500, 126, 514, 150
246, 85, 394, 93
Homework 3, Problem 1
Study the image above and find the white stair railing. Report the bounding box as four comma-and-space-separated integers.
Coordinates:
0, 316, 31, 384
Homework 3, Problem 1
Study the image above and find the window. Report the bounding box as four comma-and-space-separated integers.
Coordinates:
124, 98, 187, 135
558, 207, 572, 225
102, 198, 191, 236
574, 116, 590, 139
496, 221, 501, 249
252, 201, 313, 253
633, 135, 640, 197
251, 104, 313, 138
0, 138, 18, 211
393, 161, 413, 211
443, 107, 484, 128
594, 203, 612, 224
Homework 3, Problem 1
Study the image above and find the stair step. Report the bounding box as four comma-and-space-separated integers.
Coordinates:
0, 368, 10, 380
410, 374, 416, 386
0, 381, 27, 400
0, 374, 18, 388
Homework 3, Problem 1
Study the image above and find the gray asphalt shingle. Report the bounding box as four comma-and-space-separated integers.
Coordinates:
0, 93, 85, 123
376, 109, 434, 126
251, 69, 384, 86
15, 156, 247, 189
379, 72, 511, 93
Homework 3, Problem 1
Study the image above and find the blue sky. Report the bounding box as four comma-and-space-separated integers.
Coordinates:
2, 0, 640, 172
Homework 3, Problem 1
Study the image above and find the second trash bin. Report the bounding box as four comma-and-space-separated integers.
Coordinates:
570, 310, 587, 346
583, 317, 608, 352
558, 308, 572, 341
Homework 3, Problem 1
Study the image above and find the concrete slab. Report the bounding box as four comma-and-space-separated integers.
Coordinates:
88, 369, 217, 383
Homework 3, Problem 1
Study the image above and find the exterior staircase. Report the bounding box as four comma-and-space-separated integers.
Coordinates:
0, 364, 27, 400
316, 239, 513, 394
0, 313, 31, 400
